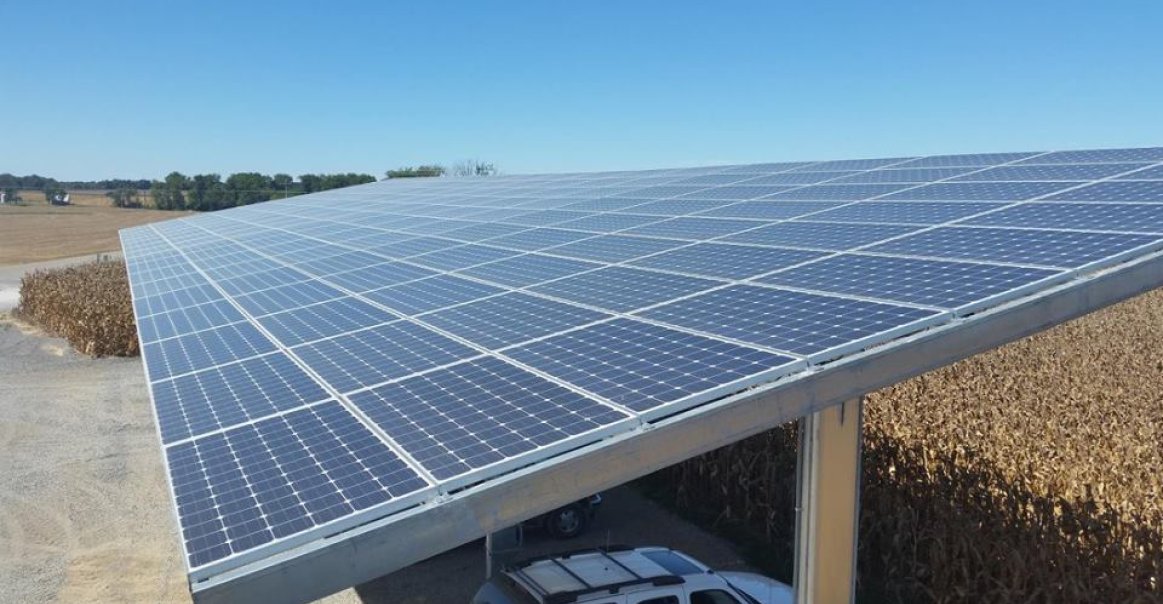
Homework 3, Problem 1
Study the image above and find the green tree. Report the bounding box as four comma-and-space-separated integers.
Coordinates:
225, 172, 273, 205
150, 172, 188, 210
386, 165, 445, 178
106, 188, 141, 208
272, 173, 294, 198
187, 174, 231, 211
299, 173, 322, 194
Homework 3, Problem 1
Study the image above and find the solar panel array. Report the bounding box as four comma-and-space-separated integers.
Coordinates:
120, 147, 1163, 577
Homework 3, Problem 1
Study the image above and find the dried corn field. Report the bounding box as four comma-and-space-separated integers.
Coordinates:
15, 260, 139, 357
644, 288, 1163, 603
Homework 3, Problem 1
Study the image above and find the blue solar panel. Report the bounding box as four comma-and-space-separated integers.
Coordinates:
950, 164, 1148, 182
962, 203, 1163, 234
153, 352, 331, 443
1013, 147, 1163, 164
144, 322, 277, 381
829, 168, 976, 184
1044, 180, 1163, 203
629, 243, 826, 280
530, 267, 720, 313
422, 292, 610, 349
808, 202, 1002, 225
758, 254, 1064, 310
368, 236, 456, 258
410, 245, 519, 271
256, 298, 398, 346
868, 226, 1162, 269
349, 357, 629, 480
623, 217, 766, 240
724, 221, 920, 250
504, 210, 588, 226
137, 300, 246, 343
487, 228, 594, 251
232, 280, 345, 317
882, 181, 1075, 201
790, 157, 912, 171
676, 184, 800, 200
763, 184, 913, 201
546, 234, 687, 263
325, 262, 437, 293
505, 318, 798, 412
1115, 165, 1163, 180
893, 152, 1039, 168
741, 172, 856, 185
290, 321, 478, 393
456, 253, 600, 287
638, 285, 940, 358
624, 198, 728, 216
555, 213, 666, 233
363, 274, 504, 315
697, 201, 843, 220
167, 401, 428, 567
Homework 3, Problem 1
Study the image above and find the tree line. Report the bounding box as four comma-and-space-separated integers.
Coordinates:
2, 159, 497, 210
144, 171, 377, 211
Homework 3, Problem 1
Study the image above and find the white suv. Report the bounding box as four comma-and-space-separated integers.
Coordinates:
471, 545, 792, 604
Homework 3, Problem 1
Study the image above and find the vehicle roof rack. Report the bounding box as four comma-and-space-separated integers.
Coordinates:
505, 546, 685, 604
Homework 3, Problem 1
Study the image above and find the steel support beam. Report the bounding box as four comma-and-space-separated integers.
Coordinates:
794, 398, 862, 604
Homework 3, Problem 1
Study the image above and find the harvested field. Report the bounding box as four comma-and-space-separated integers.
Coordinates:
643, 287, 1163, 603
16, 261, 138, 357
0, 205, 188, 265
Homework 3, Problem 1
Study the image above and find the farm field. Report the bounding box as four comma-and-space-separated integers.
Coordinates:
0, 204, 189, 265
649, 286, 1163, 602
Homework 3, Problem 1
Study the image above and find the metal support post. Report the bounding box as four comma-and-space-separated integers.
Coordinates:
793, 397, 863, 604
485, 524, 523, 579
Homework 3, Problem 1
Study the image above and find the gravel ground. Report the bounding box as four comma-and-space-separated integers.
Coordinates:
0, 258, 760, 603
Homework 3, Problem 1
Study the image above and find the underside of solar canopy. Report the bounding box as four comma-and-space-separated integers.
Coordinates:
119, 147, 1163, 603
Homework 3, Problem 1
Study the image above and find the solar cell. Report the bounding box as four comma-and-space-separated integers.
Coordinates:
962, 203, 1163, 234
1115, 165, 1163, 180
257, 298, 399, 346
828, 168, 976, 184
622, 198, 727, 216
457, 254, 602, 288
232, 281, 345, 317
137, 300, 247, 343
167, 401, 428, 567
363, 274, 504, 315
949, 163, 1148, 182
530, 266, 720, 313
629, 243, 826, 280
546, 235, 687, 263
325, 262, 437, 293
290, 321, 478, 393
789, 157, 912, 171
696, 201, 843, 220
724, 221, 920, 250
762, 184, 913, 201
882, 181, 1076, 201
637, 285, 941, 359
349, 357, 629, 481
144, 322, 277, 381
1014, 147, 1163, 164
1044, 180, 1163, 203
758, 254, 1065, 311
741, 172, 856, 185
807, 202, 1002, 225
554, 213, 666, 233
487, 228, 594, 251
505, 318, 799, 413
622, 217, 766, 240
153, 352, 331, 443
892, 152, 1039, 168
868, 226, 1162, 269
422, 292, 610, 349
410, 245, 519, 271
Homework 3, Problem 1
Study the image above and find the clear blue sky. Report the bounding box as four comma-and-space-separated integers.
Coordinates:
2, 1, 1162, 181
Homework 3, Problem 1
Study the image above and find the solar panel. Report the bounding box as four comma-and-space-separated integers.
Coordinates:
119, 146, 1163, 597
